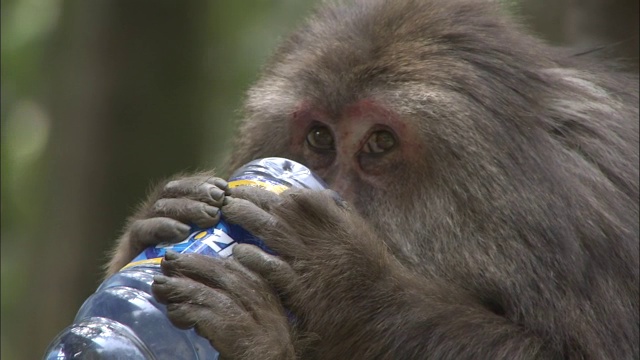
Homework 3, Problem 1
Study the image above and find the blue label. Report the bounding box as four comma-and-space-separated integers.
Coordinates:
130, 221, 238, 264
126, 220, 274, 270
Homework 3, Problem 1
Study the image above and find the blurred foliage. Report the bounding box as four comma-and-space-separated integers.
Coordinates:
1, 1, 318, 359
1, 0, 637, 359
2, 0, 60, 359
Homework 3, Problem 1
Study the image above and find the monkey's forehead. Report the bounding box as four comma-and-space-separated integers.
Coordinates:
254, 0, 549, 115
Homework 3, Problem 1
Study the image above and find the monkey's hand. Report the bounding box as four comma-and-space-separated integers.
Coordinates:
224, 188, 556, 359
105, 173, 228, 276
223, 187, 401, 356
150, 251, 296, 360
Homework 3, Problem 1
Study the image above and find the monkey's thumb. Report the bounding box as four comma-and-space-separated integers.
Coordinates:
233, 243, 297, 294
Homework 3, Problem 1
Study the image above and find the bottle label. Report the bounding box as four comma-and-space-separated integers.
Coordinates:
122, 177, 286, 271
122, 222, 238, 270
228, 178, 289, 194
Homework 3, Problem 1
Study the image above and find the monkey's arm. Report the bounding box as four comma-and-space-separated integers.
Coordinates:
223, 188, 558, 360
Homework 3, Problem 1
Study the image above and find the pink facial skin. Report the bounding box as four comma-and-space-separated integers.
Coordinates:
289, 98, 424, 194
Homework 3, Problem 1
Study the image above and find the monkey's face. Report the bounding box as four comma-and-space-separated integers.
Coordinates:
235, 0, 555, 263
289, 98, 424, 203
241, 72, 458, 261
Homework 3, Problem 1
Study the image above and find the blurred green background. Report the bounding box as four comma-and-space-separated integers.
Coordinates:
1, 1, 637, 359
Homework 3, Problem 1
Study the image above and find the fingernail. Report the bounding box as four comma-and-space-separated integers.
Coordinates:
214, 178, 228, 191
210, 188, 225, 201
329, 190, 347, 208
175, 222, 191, 235
223, 196, 233, 206
205, 206, 220, 217
153, 275, 168, 284
165, 250, 179, 260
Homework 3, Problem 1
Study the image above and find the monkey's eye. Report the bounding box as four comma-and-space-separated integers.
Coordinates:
306, 126, 335, 151
362, 130, 396, 154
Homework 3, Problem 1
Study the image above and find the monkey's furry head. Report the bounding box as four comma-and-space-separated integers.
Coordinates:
230, 0, 639, 294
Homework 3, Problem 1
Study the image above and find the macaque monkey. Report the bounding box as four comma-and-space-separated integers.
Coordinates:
107, 0, 639, 359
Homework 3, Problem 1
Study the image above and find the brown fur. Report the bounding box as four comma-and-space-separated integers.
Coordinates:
113, 0, 639, 359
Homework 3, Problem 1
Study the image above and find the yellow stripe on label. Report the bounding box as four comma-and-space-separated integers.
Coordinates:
121, 257, 163, 270
228, 179, 289, 194
193, 231, 208, 240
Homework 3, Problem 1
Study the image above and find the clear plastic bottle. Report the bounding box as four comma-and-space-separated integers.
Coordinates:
43, 157, 327, 360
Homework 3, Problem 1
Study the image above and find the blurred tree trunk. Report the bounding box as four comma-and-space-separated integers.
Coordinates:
21, 1, 213, 358
521, 0, 639, 72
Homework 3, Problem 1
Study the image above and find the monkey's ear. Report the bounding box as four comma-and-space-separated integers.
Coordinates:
233, 244, 298, 295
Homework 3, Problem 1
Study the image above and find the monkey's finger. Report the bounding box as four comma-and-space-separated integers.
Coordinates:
128, 217, 191, 248
152, 275, 202, 305
152, 275, 248, 316
228, 185, 283, 211
160, 251, 225, 283
279, 189, 347, 218
326, 189, 350, 209
160, 251, 272, 304
151, 275, 244, 329
152, 275, 260, 356
165, 300, 253, 359
150, 198, 220, 228
162, 177, 227, 207
222, 197, 303, 256
268, 189, 350, 246
233, 244, 298, 297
